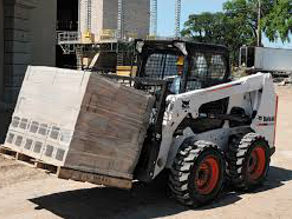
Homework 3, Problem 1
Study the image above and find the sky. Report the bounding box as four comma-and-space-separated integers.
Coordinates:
157, 0, 292, 49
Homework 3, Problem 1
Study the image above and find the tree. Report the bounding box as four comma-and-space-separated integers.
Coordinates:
261, 0, 292, 42
181, 12, 254, 63
181, 12, 225, 43
181, 0, 291, 63
223, 0, 291, 43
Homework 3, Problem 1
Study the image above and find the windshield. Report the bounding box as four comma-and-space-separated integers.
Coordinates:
140, 50, 228, 93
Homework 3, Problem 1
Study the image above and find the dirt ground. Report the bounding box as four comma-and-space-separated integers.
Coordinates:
0, 86, 292, 219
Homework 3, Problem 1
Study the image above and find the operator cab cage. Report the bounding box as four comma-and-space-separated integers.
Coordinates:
135, 39, 231, 92
127, 40, 231, 182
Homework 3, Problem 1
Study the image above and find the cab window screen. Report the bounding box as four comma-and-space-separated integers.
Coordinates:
190, 53, 208, 79
186, 53, 207, 91
186, 53, 227, 92
144, 54, 179, 79
209, 55, 226, 79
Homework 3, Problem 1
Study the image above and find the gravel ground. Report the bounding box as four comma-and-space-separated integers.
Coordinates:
0, 86, 291, 219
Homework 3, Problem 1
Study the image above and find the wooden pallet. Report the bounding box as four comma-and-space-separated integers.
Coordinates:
0, 146, 132, 189
0, 146, 57, 173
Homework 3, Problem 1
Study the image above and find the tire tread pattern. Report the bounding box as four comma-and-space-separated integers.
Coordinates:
168, 139, 223, 206
226, 133, 270, 190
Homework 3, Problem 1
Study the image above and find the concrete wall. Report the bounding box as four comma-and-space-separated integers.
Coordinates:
0, 0, 57, 142
103, 0, 118, 30
124, 0, 150, 38
79, 0, 103, 41
3, 0, 56, 104
103, 0, 150, 38
0, 0, 9, 142
3, 1, 33, 103
30, 0, 57, 66
79, 0, 150, 41
0, 0, 4, 98
91, 0, 103, 39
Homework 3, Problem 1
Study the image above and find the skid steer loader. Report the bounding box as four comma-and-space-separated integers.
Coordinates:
3, 40, 278, 207
122, 40, 278, 206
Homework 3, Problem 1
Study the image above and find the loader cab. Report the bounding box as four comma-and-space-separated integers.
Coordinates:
133, 40, 231, 182
135, 40, 230, 94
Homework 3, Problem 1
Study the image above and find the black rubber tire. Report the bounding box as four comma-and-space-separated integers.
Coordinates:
226, 133, 270, 190
168, 139, 225, 207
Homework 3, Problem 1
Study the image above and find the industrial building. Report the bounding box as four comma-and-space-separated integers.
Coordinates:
0, 0, 151, 140
78, 0, 150, 41
56, 0, 150, 70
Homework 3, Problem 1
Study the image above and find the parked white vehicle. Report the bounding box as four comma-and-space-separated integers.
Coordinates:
240, 46, 292, 74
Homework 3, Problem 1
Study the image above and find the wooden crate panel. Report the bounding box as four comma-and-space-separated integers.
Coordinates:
65, 74, 154, 180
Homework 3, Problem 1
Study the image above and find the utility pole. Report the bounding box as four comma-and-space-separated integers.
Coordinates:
257, 0, 262, 47
175, 0, 181, 38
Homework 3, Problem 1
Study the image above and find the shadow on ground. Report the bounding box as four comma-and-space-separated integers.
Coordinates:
29, 166, 292, 219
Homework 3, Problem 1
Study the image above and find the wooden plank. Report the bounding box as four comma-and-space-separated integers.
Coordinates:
57, 167, 132, 190
117, 66, 131, 77
65, 74, 155, 181
63, 150, 134, 180
116, 66, 137, 77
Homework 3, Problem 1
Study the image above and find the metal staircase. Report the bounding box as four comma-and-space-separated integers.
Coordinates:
117, 52, 124, 66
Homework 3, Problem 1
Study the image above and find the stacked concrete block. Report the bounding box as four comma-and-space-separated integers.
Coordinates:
4, 66, 154, 183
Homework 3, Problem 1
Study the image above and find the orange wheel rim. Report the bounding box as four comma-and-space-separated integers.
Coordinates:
195, 155, 220, 195
247, 146, 266, 182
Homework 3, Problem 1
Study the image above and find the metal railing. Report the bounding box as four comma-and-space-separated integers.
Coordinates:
57, 31, 79, 44
99, 29, 118, 41
57, 20, 78, 31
